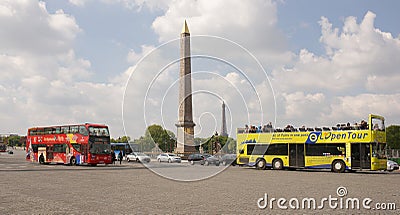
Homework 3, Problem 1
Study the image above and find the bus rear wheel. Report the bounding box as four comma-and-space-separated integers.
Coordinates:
70, 157, 76, 166
332, 160, 345, 173
256, 159, 266, 170
272, 159, 283, 170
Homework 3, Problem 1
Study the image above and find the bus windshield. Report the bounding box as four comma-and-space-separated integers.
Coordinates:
371, 117, 385, 131
88, 127, 110, 137
90, 143, 111, 155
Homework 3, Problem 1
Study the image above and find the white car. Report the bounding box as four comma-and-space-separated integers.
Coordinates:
387, 160, 399, 172
126, 152, 151, 163
157, 153, 181, 163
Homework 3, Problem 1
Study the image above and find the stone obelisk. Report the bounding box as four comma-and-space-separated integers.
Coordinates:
175, 20, 196, 154
220, 102, 228, 137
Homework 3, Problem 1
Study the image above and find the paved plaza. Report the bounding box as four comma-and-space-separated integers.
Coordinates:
1, 148, 399, 214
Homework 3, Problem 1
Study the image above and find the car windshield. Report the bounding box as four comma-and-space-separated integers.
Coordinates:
168, 154, 177, 157
138, 153, 147, 156
203, 154, 211, 158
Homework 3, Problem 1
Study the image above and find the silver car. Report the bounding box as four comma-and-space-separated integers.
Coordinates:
157, 153, 181, 163
387, 160, 399, 172
126, 152, 151, 163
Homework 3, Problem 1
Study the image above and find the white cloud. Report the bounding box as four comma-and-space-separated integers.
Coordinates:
151, 0, 293, 68
0, 1, 126, 136
327, 94, 400, 125
0, 0, 80, 55
271, 11, 400, 128
1, 1, 399, 140
68, 0, 89, 7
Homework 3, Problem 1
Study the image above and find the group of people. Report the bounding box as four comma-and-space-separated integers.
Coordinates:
243, 119, 374, 133
244, 122, 273, 133
111, 150, 123, 165
336, 120, 369, 131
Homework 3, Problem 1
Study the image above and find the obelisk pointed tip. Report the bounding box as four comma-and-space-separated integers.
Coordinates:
182, 20, 190, 34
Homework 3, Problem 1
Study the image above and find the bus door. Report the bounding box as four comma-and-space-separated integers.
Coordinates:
351, 143, 371, 169
81, 144, 88, 163
289, 144, 305, 167
47, 145, 54, 161
38, 147, 47, 163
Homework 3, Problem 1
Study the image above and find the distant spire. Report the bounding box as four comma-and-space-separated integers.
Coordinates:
182, 20, 190, 34
221, 101, 228, 137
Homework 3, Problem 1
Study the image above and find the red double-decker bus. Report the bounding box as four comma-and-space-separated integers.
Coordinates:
26, 123, 112, 165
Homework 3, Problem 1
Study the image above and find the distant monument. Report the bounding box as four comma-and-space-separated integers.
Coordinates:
175, 20, 196, 154
220, 102, 228, 137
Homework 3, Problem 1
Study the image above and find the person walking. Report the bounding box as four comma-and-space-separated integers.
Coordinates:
111, 150, 116, 165
39, 153, 44, 164
118, 151, 123, 165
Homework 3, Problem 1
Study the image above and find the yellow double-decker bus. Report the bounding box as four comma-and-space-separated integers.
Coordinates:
236, 114, 387, 173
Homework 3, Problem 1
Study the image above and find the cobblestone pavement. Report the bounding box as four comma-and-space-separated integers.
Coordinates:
1, 149, 399, 214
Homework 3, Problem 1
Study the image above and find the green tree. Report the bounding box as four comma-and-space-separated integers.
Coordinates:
111, 136, 131, 143
134, 124, 176, 152
7, 135, 23, 147
387, 125, 400, 149
195, 135, 236, 154
133, 136, 155, 152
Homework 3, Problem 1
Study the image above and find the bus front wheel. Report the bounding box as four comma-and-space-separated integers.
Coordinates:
332, 160, 345, 173
272, 159, 283, 170
256, 159, 266, 170
70, 157, 76, 166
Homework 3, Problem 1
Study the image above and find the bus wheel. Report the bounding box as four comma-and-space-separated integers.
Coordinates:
272, 159, 283, 170
332, 160, 345, 173
70, 157, 76, 166
256, 159, 266, 170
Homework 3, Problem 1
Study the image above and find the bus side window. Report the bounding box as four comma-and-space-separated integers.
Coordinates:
61, 126, 69, 134
55, 127, 61, 134
79, 126, 88, 136
44, 128, 52, 134
70, 126, 79, 134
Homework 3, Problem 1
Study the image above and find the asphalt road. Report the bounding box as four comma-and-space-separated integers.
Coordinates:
1, 148, 399, 214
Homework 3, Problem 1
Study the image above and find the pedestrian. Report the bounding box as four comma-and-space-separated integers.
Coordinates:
118, 151, 123, 165
111, 150, 116, 165
39, 153, 44, 164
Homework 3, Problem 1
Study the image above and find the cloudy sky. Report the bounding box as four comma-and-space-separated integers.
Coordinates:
1, 0, 400, 140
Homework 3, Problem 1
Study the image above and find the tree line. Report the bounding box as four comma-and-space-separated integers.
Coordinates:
2, 125, 399, 151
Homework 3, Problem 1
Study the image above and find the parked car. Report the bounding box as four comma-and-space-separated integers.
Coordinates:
387, 160, 399, 172
201, 154, 220, 166
126, 152, 151, 163
157, 153, 181, 163
188, 153, 204, 165
221, 154, 237, 166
